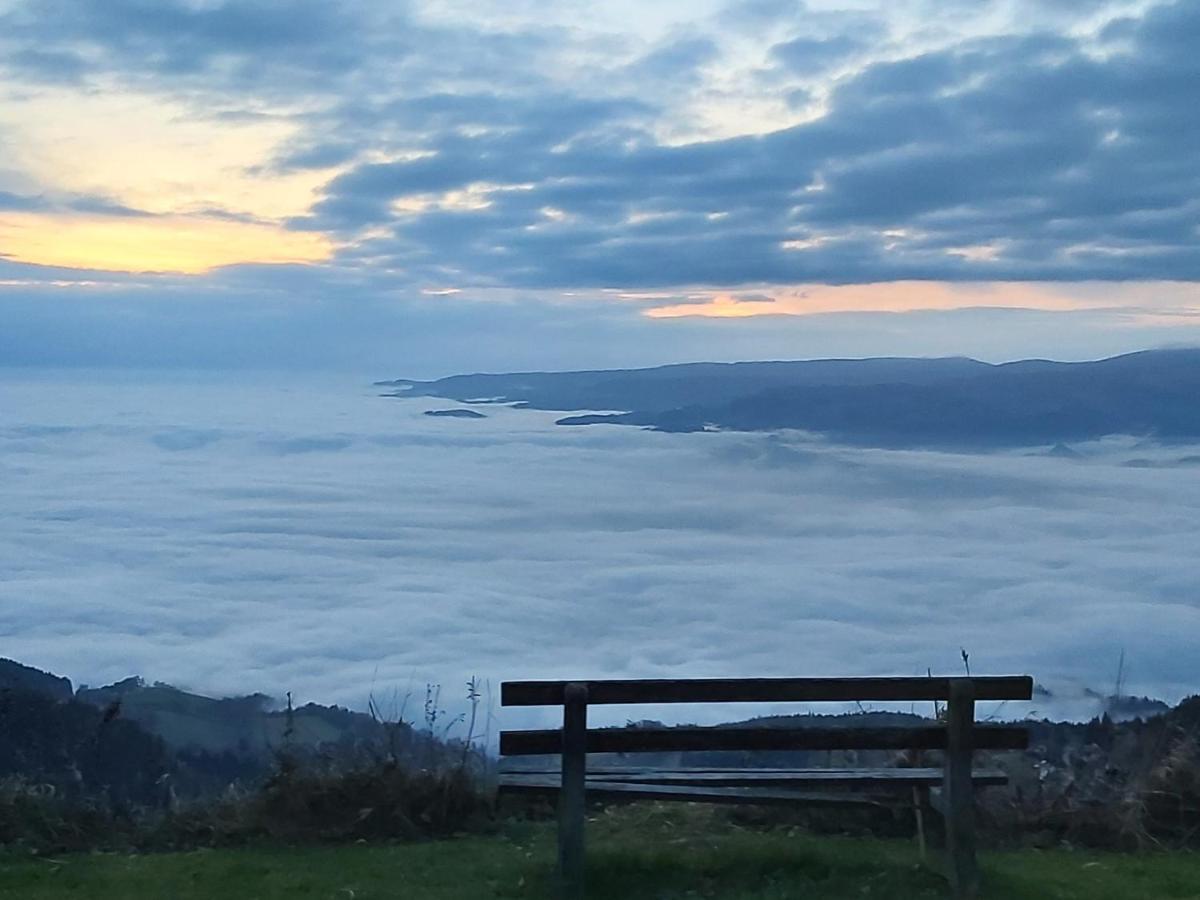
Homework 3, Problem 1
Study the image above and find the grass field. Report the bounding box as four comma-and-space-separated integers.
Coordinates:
1, 806, 1197, 899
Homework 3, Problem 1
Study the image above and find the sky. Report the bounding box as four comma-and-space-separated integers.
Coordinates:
2, 0, 1199, 373
3, 4, 1198, 727
4, 372, 1198, 723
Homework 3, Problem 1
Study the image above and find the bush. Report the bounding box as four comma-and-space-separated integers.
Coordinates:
0, 777, 138, 853
246, 763, 492, 842
0, 761, 494, 854
1134, 735, 1200, 847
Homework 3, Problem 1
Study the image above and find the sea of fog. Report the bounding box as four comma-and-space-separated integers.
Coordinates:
2, 368, 1198, 727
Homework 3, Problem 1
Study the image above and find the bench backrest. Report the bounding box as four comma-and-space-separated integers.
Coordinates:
499, 676, 1033, 756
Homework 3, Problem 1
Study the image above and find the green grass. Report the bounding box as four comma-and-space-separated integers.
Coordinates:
1, 806, 1197, 899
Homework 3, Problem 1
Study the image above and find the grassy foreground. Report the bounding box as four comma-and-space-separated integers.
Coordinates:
1, 806, 1197, 900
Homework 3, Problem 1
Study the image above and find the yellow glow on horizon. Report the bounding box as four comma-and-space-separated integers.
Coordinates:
0, 213, 333, 274
1, 87, 337, 221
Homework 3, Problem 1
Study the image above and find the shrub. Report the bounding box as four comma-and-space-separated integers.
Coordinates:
0, 777, 137, 853
248, 764, 492, 842
1133, 735, 1200, 847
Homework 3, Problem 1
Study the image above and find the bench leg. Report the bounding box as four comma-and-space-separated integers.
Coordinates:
944, 681, 979, 899
913, 785, 928, 864
559, 683, 588, 899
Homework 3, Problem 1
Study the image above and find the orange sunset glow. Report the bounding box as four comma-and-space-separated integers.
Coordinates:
641, 282, 1200, 319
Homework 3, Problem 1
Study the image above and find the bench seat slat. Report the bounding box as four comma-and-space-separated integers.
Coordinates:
500, 724, 1028, 756
498, 778, 893, 807
498, 767, 1008, 788
502, 676, 1033, 706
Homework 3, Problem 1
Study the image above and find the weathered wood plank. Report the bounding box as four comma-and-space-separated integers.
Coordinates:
914, 785, 929, 863
500, 778, 892, 807
558, 683, 587, 900
501, 676, 1033, 706
500, 723, 1028, 756
945, 680, 980, 899
498, 767, 1009, 788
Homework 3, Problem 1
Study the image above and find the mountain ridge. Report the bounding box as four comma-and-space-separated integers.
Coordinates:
381, 348, 1200, 449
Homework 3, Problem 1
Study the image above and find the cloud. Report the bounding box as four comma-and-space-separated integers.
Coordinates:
0, 0, 1197, 367
0, 189, 149, 216
2, 263, 1200, 372
151, 429, 224, 452
623, 36, 721, 86
1, 373, 1197, 724
0, 0, 369, 89
3, 0, 1196, 291
0, 190, 41, 211
1, 2, 1196, 732
288, 2, 1200, 289
769, 34, 868, 75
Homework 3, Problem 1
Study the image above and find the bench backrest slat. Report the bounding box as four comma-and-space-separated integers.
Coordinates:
499, 724, 1029, 756
501, 676, 1032, 707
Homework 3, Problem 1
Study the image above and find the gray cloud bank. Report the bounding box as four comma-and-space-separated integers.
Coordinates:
3, 0, 1199, 291
3, 264, 1200, 374
301, 0, 1200, 288
1, 371, 1197, 725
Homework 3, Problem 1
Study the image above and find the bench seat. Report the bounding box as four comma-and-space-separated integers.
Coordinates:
499, 765, 1008, 788
499, 766, 1007, 807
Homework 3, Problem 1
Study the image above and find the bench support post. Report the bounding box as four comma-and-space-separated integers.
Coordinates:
559, 682, 588, 899
913, 785, 928, 863
944, 679, 978, 899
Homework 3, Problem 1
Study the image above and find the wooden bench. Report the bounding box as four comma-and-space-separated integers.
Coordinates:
498, 676, 1033, 899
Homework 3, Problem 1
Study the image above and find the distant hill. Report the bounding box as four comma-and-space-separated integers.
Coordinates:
75, 677, 409, 760
0, 657, 74, 702
381, 349, 1200, 448
0, 659, 499, 841
1, 661, 473, 802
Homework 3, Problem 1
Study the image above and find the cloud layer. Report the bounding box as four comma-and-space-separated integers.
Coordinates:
323, 5, 1200, 289
2, 372, 1197, 724
1, 1, 1199, 365
2, 0, 1198, 289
